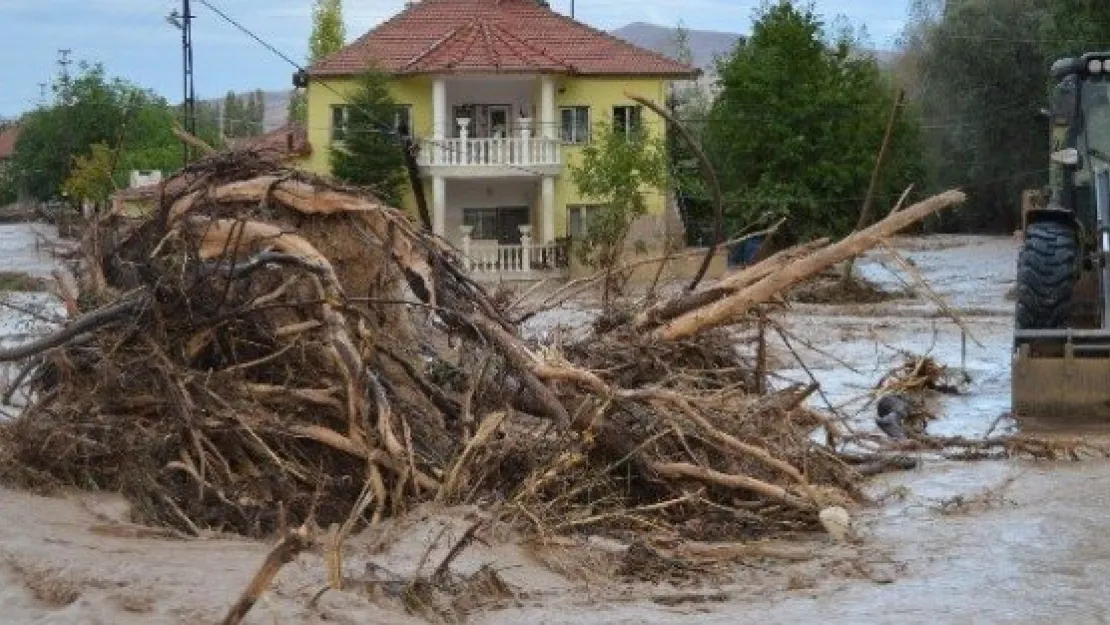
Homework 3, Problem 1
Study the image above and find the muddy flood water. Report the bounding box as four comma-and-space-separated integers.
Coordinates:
2, 224, 1109, 624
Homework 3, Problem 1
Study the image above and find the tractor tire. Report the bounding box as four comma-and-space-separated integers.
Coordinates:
1015, 220, 1079, 330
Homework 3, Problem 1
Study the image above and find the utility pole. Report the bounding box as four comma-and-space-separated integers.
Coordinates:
168, 0, 196, 164
571, 0, 575, 18
57, 49, 72, 84
58, 49, 75, 206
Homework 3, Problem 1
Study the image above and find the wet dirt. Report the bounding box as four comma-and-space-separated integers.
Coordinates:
3, 226, 1109, 624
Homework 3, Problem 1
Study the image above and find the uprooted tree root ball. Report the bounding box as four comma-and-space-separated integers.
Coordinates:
0, 151, 971, 541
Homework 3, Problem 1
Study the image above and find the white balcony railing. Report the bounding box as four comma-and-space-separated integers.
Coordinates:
460, 225, 569, 279
419, 137, 561, 169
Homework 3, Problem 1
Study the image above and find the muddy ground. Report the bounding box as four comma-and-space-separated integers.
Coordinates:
2, 224, 1106, 624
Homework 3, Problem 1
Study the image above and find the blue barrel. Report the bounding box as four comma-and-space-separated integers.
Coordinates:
727, 235, 766, 268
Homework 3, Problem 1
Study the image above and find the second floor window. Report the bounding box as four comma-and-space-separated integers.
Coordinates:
394, 105, 412, 138
331, 105, 350, 143
560, 106, 590, 144
613, 105, 643, 138
333, 104, 412, 143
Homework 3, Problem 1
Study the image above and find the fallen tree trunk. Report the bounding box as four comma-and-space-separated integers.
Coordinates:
632, 238, 829, 331
652, 190, 966, 341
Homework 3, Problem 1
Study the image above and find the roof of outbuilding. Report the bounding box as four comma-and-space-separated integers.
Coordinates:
0, 125, 20, 160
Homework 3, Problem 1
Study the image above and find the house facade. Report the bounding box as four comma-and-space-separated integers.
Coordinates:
297, 0, 697, 279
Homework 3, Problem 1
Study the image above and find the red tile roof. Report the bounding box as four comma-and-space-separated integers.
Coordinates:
309, 0, 698, 78
0, 125, 20, 160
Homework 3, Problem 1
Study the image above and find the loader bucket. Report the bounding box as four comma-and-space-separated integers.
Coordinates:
1012, 340, 1110, 433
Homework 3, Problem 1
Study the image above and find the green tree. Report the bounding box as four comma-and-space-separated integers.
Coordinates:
252, 90, 266, 135
705, 1, 921, 240
900, 0, 1051, 232
4, 61, 199, 202
290, 0, 346, 124
570, 123, 668, 304
1046, 0, 1110, 57
329, 69, 406, 205
310, 0, 346, 62
62, 142, 115, 207
667, 19, 716, 244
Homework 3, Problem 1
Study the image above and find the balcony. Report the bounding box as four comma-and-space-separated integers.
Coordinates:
418, 117, 562, 178
459, 225, 570, 281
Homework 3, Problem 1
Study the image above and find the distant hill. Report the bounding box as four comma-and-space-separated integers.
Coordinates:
199, 89, 293, 133
609, 21, 896, 75
610, 22, 743, 76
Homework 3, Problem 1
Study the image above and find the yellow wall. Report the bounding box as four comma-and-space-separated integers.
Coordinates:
552, 76, 670, 238
302, 75, 433, 176
301, 73, 673, 238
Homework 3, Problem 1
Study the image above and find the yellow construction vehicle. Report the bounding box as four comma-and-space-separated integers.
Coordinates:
1013, 53, 1110, 430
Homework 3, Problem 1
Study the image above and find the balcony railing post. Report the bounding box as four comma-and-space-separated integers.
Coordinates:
457, 118, 470, 165
519, 225, 533, 272
460, 225, 474, 272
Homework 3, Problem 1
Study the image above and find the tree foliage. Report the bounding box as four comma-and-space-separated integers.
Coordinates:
894, 0, 1110, 232
328, 69, 406, 206
667, 20, 716, 244
223, 90, 265, 138
291, 0, 346, 124
704, 1, 921, 240
570, 124, 668, 277
2, 61, 216, 203
898, 0, 1052, 232
310, 0, 346, 62
62, 142, 115, 206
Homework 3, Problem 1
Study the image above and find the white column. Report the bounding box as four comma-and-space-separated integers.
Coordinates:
433, 78, 447, 140
541, 176, 555, 244
457, 118, 470, 165
540, 75, 556, 141
519, 118, 533, 165
432, 176, 446, 236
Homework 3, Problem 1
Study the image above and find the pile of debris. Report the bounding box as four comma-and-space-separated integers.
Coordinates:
0, 151, 968, 541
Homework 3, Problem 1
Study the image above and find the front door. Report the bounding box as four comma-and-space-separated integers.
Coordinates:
496, 207, 530, 244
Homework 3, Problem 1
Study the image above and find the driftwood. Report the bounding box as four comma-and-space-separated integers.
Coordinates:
0, 151, 967, 547
221, 525, 312, 625
632, 238, 828, 331
651, 190, 967, 341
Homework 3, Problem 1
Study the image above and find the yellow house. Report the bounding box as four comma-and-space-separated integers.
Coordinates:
298, 0, 698, 278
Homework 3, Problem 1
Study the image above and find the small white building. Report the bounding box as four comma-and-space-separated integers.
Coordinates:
129, 170, 163, 189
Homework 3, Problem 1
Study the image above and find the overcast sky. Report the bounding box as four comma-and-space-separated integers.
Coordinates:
0, 0, 910, 118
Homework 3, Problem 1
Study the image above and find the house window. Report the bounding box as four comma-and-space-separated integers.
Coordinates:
463, 208, 499, 241
394, 104, 412, 137
560, 106, 590, 144
334, 104, 411, 142
463, 206, 531, 243
331, 105, 350, 143
567, 204, 602, 240
612, 105, 643, 138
